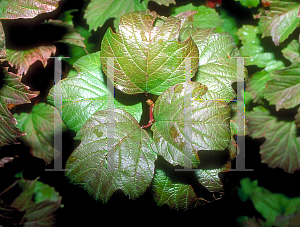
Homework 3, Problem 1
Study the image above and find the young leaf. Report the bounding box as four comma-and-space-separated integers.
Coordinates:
172, 4, 224, 28
150, 81, 231, 168
5, 46, 56, 75
14, 103, 64, 165
65, 108, 157, 203
262, 39, 300, 110
258, 0, 300, 45
0, 21, 5, 58
0, 0, 60, 19
48, 52, 142, 132
248, 106, 300, 173
100, 11, 199, 95
42, 19, 85, 48
179, 28, 243, 100
0, 69, 39, 146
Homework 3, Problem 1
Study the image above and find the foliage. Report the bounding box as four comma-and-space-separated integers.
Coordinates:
238, 178, 300, 226
0, 0, 300, 225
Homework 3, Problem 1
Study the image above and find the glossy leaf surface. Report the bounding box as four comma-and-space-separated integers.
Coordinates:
14, 103, 65, 165
0, 0, 60, 19
5, 46, 56, 75
48, 52, 142, 132
258, 0, 300, 45
100, 11, 199, 95
151, 81, 231, 167
179, 28, 242, 100
65, 109, 157, 203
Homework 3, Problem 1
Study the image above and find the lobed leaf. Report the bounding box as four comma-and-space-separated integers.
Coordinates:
238, 178, 300, 226
5, 46, 56, 75
65, 108, 157, 203
0, 0, 60, 19
1, 178, 62, 227
84, 0, 176, 31
152, 169, 200, 210
100, 11, 199, 95
0, 69, 39, 146
263, 64, 300, 110
179, 28, 243, 100
258, 0, 300, 45
236, 25, 284, 69
151, 81, 231, 168
172, 4, 223, 29
48, 51, 142, 132
248, 106, 300, 173
14, 103, 65, 165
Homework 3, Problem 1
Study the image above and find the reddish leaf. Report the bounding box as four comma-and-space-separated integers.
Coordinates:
0, 69, 39, 146
5, 46, 56, 75
0, 157, 14, 167
0, 0, 60, 19
0, 21, 5, 58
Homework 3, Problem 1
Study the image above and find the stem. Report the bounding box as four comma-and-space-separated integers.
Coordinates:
141, 99, 155, 129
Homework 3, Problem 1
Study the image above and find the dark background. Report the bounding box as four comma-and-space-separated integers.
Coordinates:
1, 0, 300, 226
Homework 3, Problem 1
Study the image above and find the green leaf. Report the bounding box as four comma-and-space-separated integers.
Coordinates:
1, 178, 62, 227
246, 70, 273, 102
0, 69, 39, 146
258, 0, 300, 45
65, 108, 157, 203
263, 64, 300, 110
234, 0, 260, 8
100, 11, 199, 95
150, 81, 231, 168
33, 181, 61, 204
172, 4, 223, 28
14, 103, 65, 165
152, 169, 200, 210
84, 0, 176, 31
179, 28, 243, 100
236, 25, 284, 69
0, 21, 5, 58
248, 106, 300, 173
48, 51, 142, 132
238, 178, 300, 226
0, 0, 60, 19
5, 46, 56, 75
